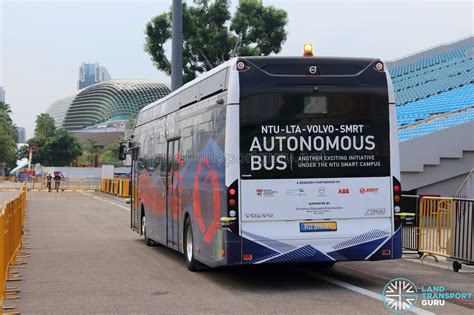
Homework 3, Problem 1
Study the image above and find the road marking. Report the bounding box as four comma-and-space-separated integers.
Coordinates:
302, 270, 435, 315
81, 192, 130, 211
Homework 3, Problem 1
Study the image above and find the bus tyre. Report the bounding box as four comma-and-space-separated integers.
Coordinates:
142, 215, 155, 246
184, 219, 197, 271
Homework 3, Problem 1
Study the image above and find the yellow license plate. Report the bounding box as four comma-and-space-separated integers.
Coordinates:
300, 221, 337, 232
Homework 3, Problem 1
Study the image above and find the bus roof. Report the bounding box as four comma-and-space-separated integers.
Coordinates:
136, 56, 385, 128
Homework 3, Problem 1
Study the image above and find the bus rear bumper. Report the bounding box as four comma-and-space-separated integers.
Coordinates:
228, 227, 402, 265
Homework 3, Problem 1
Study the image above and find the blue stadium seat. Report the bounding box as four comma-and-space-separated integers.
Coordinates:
389, 40, 474, 141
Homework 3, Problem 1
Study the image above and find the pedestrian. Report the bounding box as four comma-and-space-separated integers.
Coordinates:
53, 173, 62, 192
46, 174, 52, 192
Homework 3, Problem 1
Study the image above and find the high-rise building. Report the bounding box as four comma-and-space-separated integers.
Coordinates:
0, 87, 5, 102
78, 62, 111, 89
16, 127, 26, 143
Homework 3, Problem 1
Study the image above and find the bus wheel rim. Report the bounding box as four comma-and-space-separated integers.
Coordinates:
186, 225, 193, 262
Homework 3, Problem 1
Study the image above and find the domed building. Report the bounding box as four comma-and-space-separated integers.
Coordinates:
47, 79, 170, 130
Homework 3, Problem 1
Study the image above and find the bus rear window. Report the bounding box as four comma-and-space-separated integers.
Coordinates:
239, 92, 390, 179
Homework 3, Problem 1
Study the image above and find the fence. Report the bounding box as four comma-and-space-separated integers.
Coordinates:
0, 183, 27, 310
0, 179, 101, 192
101, 179, 130, 198
400, 195, 419, 251
402, 195, 474, 271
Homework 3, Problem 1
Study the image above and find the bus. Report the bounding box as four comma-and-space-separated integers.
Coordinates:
120, 52, 402, 271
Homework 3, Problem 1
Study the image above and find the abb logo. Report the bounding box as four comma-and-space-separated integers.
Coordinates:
360, 187, 379, 194
338, 188, 350, 194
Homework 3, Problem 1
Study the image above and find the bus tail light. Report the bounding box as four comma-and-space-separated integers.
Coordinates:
393, 177, 402, 230
224, 180, 239, 234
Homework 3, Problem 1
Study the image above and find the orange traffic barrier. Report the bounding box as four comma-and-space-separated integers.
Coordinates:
0, 182, 26, 309
101, 179, 130, 198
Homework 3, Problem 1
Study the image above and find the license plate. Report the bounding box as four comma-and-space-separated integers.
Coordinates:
300, 221, 337, 232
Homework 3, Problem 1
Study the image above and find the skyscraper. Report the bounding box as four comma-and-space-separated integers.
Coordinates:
78, 62, 111, 90
0, 87, 5, 102
16, 127, 26, 143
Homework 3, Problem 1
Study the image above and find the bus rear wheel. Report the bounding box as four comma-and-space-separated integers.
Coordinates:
184, 218, 197, 271
142, 215, 155, 246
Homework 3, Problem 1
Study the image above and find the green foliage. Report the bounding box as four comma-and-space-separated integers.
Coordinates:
34, 113, 56, 138
145, 0, 288, 82
0, 102, 18, 168
127, 115, 136, 130
100, 140, 122, 166
27, 113, 82, 166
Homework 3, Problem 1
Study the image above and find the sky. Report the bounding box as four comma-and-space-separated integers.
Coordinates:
0, 0, 472, 138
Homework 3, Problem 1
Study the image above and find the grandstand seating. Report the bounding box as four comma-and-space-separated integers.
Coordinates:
388, 37, 474, 141
398, 107, 474, 141
396, 84, 474, 126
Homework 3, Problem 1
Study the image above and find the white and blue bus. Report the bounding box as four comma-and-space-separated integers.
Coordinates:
122, 53, 402, 271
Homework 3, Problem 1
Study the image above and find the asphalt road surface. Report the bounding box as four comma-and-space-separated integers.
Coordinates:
0, 190, 20, 205
12, 193, 474, 314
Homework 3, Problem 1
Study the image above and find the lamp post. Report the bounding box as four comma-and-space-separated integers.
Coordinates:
171, 0, 183, 91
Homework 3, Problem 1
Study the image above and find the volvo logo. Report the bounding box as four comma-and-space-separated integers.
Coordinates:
308, 65, 318, 74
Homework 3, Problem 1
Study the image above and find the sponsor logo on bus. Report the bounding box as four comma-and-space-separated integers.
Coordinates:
338, 188, 350, 194
318, 187, 326, 197
360, 187, 378, 194
365, 208, 386, 216
285, 188, 305, 196
256, 189, 277, 197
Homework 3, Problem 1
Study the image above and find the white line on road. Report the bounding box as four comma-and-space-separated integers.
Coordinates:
302, 270, 436, 315
81, 192, 131, 211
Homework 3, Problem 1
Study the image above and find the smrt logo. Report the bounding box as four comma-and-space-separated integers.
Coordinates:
338, 188, 349, 194
360, 187, 379, 194
382, 278, 418, 313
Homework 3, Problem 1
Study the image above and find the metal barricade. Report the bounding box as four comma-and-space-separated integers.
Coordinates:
0, 183, 26, 309
418, 197, 455, 260
418, 197, 473, 271
401, 195, 420, 252
451, 198, 474, 271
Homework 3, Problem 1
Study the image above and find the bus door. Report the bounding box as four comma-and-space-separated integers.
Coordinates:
130, 148, 141, 232
166, 139, 180, 249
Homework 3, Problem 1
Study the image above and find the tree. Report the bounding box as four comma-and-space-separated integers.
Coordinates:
0, 102, 18, 172
26, 113, 82, 166
145, 0, 288, 82
84, 138, 101, 166
34, 113, 56, 138
100, 140, 122, 166
35, 129, 82, 166
127, 115, 136, 130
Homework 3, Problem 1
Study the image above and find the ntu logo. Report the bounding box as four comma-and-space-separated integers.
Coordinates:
382, 278, 418, 313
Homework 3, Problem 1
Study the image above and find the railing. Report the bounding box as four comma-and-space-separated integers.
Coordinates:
401, 195, 474, 271
0, 179, 101, 192
0, 183, 27, 310
400, 194, 420, 252
101, 179, 130, 198
455, 169, 473, 199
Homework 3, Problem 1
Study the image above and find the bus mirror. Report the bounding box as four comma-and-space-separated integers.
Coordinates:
118, 144, 127, 160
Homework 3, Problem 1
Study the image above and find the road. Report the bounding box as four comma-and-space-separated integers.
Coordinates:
12, 193, 474, 314
0, 190, 20, 205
